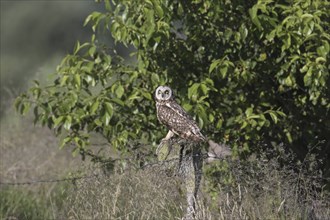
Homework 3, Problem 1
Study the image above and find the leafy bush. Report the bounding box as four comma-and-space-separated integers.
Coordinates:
15, 0, 329, 175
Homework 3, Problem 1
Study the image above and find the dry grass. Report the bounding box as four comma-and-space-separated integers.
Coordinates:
202, 149, 330, 220
0, 100, 85, 219
57, 148, 330, 220
62, 168, 185, 220
0, 103, 84, 183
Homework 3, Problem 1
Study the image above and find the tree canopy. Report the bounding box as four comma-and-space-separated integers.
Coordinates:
16, 0, 329, 174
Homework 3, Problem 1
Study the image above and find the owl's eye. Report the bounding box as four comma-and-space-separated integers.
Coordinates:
157, 90, 162, 95
165, 90, 169, 95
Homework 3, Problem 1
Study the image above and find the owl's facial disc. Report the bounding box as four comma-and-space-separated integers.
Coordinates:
155, 86, 172, 101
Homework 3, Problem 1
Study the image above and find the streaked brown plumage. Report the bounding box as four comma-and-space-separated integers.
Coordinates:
155, 86, 205, 142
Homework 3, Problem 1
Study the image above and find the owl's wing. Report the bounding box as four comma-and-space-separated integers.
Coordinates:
162, 100, 206, 142
164, 100, 193, 121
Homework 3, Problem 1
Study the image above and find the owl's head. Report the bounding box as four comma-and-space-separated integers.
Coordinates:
155, 86, 173, 101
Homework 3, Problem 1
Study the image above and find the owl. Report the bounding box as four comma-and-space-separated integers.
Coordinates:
155, 86, 206, 142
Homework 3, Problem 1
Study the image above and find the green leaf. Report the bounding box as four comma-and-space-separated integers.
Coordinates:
301, 13, 313, 19
285, 76, 293, 87
216, 119, 223, 129
182, 103, 192, 112
197, 104, 208, 124
141, 91, 152, 100
115, 85, 125, 98
94, 118, 102, 126
64, 116, 72, 130
209, 114, 214, 123
286, 131, 293, 143
304, 70, 312, 86
209, 59, 220, 74
102, 112, 111, 126
151, 73, 160, 83
247, 115, 261, 119
240, 121, 248, 129
90, 100, 100, 114
245, 107, 253, 117
249, 5, 262, 30
74, 74, 81, 88
128, 92, 140, 101
200, 83, 209, 95
269, 112, 278, 124
104, 0, 111, 11
220, 66, 228, 78
60, 75, 69, 86
60, 137, 72, 149
154, 4, 164, 17
315, 57, 326, 64
111, 22, 120, 35
21, 102, 31, 115
104, 102, 113, 118
198, 116, 204, 129
88, 45, 96, 58
111, 98, 125, 106
73, 41, 80, 54
188, 83, 200, 100
54, 116, 64, 127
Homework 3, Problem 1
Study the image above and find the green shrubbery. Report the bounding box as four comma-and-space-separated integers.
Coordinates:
15, 0, 329, 174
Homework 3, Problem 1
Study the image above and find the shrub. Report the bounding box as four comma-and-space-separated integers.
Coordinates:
15, 1, 329, 175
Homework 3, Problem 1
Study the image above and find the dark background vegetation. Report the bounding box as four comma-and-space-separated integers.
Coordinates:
1, 0, 329, 219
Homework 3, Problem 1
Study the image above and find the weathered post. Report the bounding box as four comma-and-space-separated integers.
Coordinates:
157, 139, 203, 219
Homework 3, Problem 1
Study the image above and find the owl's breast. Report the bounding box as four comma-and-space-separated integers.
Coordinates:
156, 103, 188, 132
156, 103, 169, 125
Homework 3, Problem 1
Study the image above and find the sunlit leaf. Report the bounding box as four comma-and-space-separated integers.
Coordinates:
115, 85, 125, 98
90, 100, 100, 114
54, 116, 64, 127
64, 116, 72, 130
269, 112, 278, 124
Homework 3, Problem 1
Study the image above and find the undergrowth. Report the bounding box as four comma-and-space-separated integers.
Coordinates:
0, 187, 51, 220
203, 146, 330, 219
1, 150, 330, 220
59, 146, 330, 220
0, 184, 68, 220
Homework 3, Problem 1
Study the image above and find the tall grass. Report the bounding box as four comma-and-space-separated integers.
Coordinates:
0, 97, 84, 220
2, 150, 330, 220
59, 148, 329, 220
63, 168, 184, 219
0, 184, 69, 220
203, 146, 330, 219
1, 187, 50, 220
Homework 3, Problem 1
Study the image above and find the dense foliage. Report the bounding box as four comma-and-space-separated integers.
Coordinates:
16, 0, 329, 173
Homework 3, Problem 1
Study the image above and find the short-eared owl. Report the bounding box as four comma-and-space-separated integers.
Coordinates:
155, 86, 206, 142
